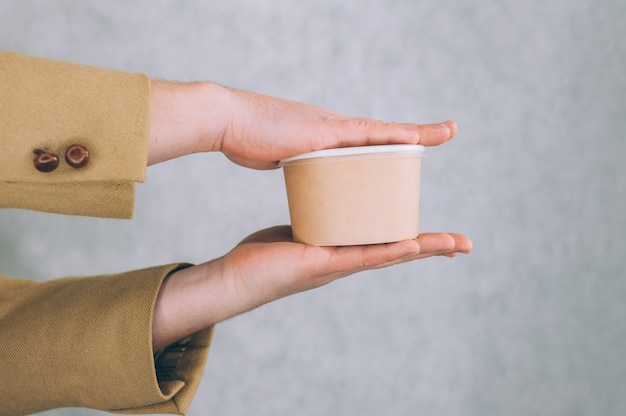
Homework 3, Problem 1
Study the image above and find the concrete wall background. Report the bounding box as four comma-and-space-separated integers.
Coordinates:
1, 0, 625, 415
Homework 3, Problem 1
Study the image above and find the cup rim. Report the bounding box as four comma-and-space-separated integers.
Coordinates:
279, 144, 425, 166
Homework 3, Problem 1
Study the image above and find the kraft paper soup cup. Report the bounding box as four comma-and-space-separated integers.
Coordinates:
279, 144, 424, 246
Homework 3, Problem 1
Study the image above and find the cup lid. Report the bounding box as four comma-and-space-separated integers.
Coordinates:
279, 144, 425, 166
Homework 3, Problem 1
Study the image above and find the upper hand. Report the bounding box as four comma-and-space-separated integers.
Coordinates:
214, 88, 459, 169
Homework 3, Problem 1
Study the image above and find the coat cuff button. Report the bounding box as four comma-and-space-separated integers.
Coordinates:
65, 144, 90, 169
33, 150, 59, 172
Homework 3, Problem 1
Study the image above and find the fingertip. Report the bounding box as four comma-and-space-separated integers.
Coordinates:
445, 120, 458, 139
450, 233, 473, 254
460, 237, 473, 254
417, 232, 471, 256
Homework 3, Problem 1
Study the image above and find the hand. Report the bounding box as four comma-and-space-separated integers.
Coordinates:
213, 226, 471, 308
212, 88, 458, 169
152, 226, 472, 351
148, 81, 458, 168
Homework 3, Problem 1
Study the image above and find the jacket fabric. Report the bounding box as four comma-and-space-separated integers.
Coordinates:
0, 51, 213, 415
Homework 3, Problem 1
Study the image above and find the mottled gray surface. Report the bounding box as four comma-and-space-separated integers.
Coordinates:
1, 0, 625, 415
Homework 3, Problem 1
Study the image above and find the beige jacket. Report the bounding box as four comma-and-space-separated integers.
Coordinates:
0, 51, 213, 415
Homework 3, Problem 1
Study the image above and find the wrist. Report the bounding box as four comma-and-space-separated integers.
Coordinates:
152, 262, 215, 351
148, 80, 231, 165
189, 81, 234, 154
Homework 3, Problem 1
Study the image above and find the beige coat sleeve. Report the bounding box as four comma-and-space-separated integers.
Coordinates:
0, 266, 214, 415
0, 52, 214, 414
0, 51, 150, 218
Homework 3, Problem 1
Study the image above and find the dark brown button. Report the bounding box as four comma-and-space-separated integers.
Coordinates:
65, 144, 90, 169
33, 151, 59, 172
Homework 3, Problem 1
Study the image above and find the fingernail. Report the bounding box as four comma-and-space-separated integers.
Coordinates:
444, 120, 457, 137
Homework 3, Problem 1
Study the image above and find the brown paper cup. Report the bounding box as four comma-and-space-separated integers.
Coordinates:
280, 145, 424, 246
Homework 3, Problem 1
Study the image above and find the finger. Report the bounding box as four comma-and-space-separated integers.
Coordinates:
413, 120, 457, 146
302, 232, 469, 275
415, 232, 455, 250
448, 233, 473, 254
325, 119, 457, 148
406, 232, 472, 260
317, 239, 421, 276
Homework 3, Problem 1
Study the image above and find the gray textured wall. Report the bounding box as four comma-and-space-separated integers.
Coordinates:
1, 1, 625, 415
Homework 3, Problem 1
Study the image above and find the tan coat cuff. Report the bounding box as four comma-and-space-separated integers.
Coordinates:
0, 51, 151, 218
0, 264, 213, 415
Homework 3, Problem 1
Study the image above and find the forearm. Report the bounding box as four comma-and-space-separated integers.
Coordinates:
152, 260, 229, 352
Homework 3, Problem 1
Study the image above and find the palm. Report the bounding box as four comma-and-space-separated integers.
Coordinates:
218, 226, 472, 310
